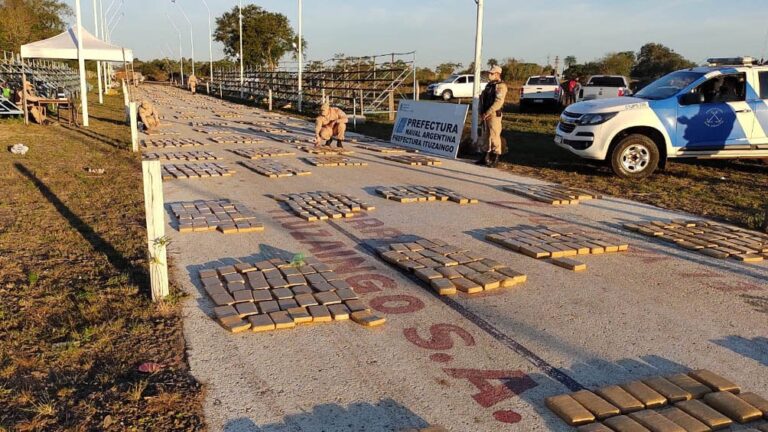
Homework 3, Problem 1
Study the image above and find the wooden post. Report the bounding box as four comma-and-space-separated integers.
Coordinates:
415, 81, 420, 101
142, 159, 169, 301
130, 102, 139, 152
388, 91, 395, 121
353, 98, 357, 131
268, 89, 273, 111
359, 89, 364, 114
206, 81, 210, 94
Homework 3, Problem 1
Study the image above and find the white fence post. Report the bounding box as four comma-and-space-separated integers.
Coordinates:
130, 102, 139, 152
268, 89, 273, 111
142, 159, 169, 301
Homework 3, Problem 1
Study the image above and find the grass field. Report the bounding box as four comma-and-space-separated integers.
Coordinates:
0, 95, 204, 430
353, 108, 768, 230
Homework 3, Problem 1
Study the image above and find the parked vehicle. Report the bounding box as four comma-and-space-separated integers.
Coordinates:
555, 57, 768, 178
426, 74, 487, 100
519, 75, 562, 112
578, 75, 631, 101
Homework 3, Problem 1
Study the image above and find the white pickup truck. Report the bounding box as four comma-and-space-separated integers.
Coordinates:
519, 75, 562, 112
578, 75, 631, 101
555, 57, 768, 178
427, 74, 487, 101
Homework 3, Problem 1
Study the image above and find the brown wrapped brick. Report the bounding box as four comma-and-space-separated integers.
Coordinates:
628, 410, 685, 432
688, 370, 740, 394
703, 391, 762, 423
666, 374, 711, 399
644, 377, 692, 402
571, 390, 621, 420
545, 394, 595, 426
621, 381, 668, 409
675, 399, 732, 430
596, 386, 645, 414
602, 414, 651, 431
658, 407, 710, 432
738, 392, 768, 418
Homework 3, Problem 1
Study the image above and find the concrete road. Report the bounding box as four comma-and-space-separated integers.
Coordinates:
136, 86, 768, 432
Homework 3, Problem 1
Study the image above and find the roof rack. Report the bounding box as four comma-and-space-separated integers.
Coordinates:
706, 56, 758, 66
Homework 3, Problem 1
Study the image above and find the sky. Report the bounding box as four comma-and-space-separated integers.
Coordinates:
63, 0, 768, 69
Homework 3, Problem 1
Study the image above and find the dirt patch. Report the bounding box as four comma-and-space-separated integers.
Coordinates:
0, 94, 204, 430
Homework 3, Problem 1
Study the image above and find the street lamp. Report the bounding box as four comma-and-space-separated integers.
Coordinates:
238, 0, 244, 98
470, 0, 484, 148
200, 0, 214, 83
172, 0, 195, 77
297, 0, 303, 112
166, 12, 185, 85
75, 0, 90, 127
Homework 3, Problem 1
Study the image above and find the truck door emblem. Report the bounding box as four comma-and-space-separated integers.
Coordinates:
704, 108, 724, 128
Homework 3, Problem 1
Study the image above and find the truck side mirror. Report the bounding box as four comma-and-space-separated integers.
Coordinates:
680, 92, 705, 105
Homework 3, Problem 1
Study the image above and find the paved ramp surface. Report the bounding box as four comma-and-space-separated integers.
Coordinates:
136, 86, 768, 432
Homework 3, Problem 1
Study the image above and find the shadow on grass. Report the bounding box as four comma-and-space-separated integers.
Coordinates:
14, 163, 148, 292
61, 123, 129, 150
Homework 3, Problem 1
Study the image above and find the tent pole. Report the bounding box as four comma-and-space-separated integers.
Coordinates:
75, 0, 90, 127
21, 57, 29, 126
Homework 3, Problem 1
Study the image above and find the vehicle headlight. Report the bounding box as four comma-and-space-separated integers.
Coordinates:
577, 112, 618, 125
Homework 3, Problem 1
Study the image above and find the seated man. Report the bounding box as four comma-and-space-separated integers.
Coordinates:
138, 100, 161, 131
17, 81, 46, 124
187, 74, 198, 94
315, 103, 348, 148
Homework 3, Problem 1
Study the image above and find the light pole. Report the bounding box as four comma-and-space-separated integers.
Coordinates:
200, 0, 214, 83
238, 0, 244, 98
297, 0, 303, 112
166, 12, 184, 86
172, 0, 195, 77
93, 0, 103, 104
470, 0, 484, 148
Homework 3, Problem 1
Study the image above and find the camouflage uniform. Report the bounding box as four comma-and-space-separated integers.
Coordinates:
138, 100, 161, 130
478, 65, 507, 167
315, 104, 348, 147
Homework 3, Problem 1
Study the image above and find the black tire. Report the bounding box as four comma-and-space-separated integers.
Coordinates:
441, 90, 453, 101
610, 134, 660, 179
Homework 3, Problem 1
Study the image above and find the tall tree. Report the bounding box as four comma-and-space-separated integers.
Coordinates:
435, 62, 462, 80
600, 51, 636, 76
0, 0, 72, 52
213, 5, 305, 71
564, 56, 577, 68
632, 43, 696, 80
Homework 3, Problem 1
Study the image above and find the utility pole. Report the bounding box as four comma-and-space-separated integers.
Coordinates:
470, 0, 484, 148
201, 0, 214, 83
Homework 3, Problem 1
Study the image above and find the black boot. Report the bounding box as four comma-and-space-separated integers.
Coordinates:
336, 139, 344, 148
487, 152, 500, 168
325, 139, 334, 147
474, 153, 488, 165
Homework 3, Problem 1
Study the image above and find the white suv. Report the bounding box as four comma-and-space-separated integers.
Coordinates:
555, 57, 768, 178
427, 74, 487, 100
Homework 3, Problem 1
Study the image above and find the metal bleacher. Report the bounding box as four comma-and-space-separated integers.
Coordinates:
0, 51, 81, 116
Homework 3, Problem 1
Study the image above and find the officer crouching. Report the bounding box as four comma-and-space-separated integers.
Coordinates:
476, 65, 507, 167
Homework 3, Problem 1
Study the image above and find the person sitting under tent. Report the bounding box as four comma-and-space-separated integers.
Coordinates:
17, 81, 46, 124
138, 100, 161, 131
315, 103, 348, 148
187, 74, 198, 94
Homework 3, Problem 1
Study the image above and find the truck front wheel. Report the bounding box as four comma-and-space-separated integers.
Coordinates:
609, 134, 660, 179
441, 90, 453, 101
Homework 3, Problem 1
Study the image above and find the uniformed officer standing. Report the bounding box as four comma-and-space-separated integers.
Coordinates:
476, 65, 507, 167
187, 74, 198, 94
315, 103, 348, 147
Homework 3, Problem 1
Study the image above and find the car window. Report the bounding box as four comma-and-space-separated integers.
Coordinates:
635, 71, 705, 100
456, 76, 467, 84
467, 76, 474, 83
759, 71, 768, 99
527, 77, 558, 85
587, 77, 626, 87
692, 73, 746, 104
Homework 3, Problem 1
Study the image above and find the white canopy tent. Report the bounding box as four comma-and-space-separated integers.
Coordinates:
19, 22, 133, 127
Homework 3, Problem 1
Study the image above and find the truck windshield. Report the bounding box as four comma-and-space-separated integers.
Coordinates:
527, 77, 558, 85
635, 71, 704, 100
587, 77, 626, 87
442, 75, 459, 83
